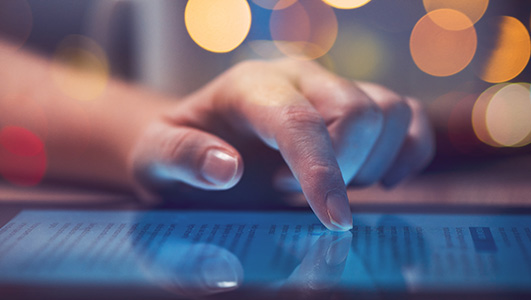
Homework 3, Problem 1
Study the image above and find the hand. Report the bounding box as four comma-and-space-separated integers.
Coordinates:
129, 59, 435, 231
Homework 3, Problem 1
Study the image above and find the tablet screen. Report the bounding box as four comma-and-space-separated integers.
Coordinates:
0, 209, 530, 298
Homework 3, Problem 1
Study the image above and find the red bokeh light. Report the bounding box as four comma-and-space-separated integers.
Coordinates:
0, 126, 46, 186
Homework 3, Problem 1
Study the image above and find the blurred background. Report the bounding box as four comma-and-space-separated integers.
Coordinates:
1, 0, 531, 198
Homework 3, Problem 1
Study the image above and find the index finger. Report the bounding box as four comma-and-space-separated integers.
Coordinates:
217, 64, 352, 231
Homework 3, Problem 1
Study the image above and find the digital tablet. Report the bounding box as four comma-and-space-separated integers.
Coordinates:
0, 204, 530, 299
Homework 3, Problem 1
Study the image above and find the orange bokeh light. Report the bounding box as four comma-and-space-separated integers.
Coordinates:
185, 0, 251, 53
270, 0, 338, 60
410, 9, 477, 77
423, 0, 488, 29
476, 16, 531, 83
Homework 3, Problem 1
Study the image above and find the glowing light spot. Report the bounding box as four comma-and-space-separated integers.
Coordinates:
0, 0, 33, 53
270, 0, 337, 60
423, 0, 488, 29
51, 35, 109, 101
328, 25, 389, 80
410, 9, 477, 77
185, 0, 251, 53
472, 84, 507, 147
485, 83, 531, 147
323, 0, 371, 10
476, 16, 531, 83
252, 0, 296, 10
0, 126, 46, 186
0, 126, 43, 156
216, 281, 238, 288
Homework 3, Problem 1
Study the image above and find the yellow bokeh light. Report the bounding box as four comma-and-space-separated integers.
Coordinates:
423, 0, 488, 29
270, 0, 338, 60
51, 35, 109, 102
472, 84, 507, 147
328, 25, 388, 80
410, 9, 477, 77
185, 0, 251, 53
476, 16, 531, 83
323, 0, 371, 10
485, 83, 531, 147
252, 0, 297, 10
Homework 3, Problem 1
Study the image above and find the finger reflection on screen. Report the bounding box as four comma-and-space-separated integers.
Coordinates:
131, 217, 243, 297
278, 231, 352, 298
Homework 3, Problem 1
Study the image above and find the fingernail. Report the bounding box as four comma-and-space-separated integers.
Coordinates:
201, 149, 238, 187
200, 256, 240, 290
325, 233, 352, 266
325, 191, 353, 231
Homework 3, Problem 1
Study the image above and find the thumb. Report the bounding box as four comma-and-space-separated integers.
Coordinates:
129, 122, 243, 199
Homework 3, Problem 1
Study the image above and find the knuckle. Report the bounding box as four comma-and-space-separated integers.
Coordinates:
226, 60, 266, 81
160, 129, 194, 161
280, 105, 325, 130
308, 161, 341, 181
339, 85, 384, 121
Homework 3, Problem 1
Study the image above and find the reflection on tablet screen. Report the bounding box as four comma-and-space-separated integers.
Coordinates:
0, 210, 530, 298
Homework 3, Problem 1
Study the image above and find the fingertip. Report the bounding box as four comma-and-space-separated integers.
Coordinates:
324, 190, 353, 231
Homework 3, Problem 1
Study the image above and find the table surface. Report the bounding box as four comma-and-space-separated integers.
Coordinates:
1, 155, 530, 208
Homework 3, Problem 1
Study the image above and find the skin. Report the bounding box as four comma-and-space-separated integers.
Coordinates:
0, 41, 435, 231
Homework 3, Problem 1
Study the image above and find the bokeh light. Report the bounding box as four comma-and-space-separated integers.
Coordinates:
323, 0, 371, 10
252, 0, 297, 10
484, 83, 531, 147
51, 35, 110, 101
410, 9, 477, 77
270, 0, 338, 60
0, 126, 46, 186
328, 25, 389, 80
185, 0, 251, 53
476, 16, 531, 83
472, 83, 507, 147
423, 0, 488, 29
0, 0, 33, 53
